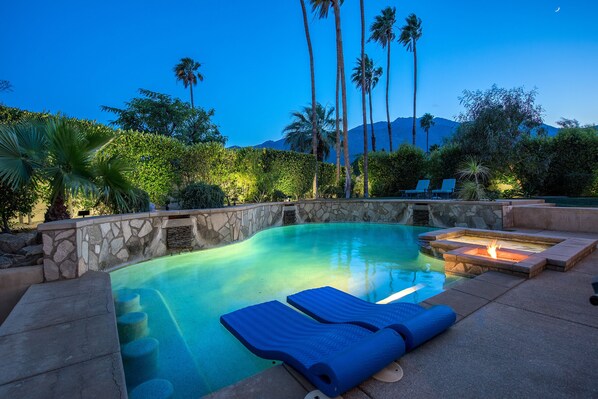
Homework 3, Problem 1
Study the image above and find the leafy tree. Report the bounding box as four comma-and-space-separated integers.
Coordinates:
398, 14, 422, 146
299, 0, 319, 198
0, 181, 37, 233
369, 6, 396, 151
452, 85, 544, 172
352, 55, 382, 152
512, 135, 553, 196
419, 113, 435, 153
101, 89, 225, 145
556, 117, 580, 128
173, 58, 203, 109
425, 143, 466, 187
0, 118, 140, 221
283, 103, 335, 161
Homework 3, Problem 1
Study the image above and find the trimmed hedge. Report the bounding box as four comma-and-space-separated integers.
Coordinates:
181, 183, 225, 209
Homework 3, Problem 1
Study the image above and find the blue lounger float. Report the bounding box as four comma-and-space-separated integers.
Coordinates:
220, 300, 406, 397
287, 286, 456, 351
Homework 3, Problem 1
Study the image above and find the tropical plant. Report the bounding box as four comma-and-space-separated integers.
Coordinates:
358, 0, 369, 198
457, 157, 490, 201
351, 55, 382, 151
0, 118, 139, 221
369, 6, 396, 152
173, 57, 203, 109
101, 89, 225, 145
311, 0, 350, 198
398, 13, 422, 146
283, 103, 336, 161
299, 0, 319, 198
419, 113, 435, 153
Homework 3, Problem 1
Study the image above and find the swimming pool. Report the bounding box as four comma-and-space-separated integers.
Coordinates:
111, 223, 461, 397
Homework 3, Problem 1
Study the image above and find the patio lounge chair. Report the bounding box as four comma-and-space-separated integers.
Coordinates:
432, 178, 456, 199
220, 300, 406, 397
403, 179, 430, 198
287, 286, 456, 351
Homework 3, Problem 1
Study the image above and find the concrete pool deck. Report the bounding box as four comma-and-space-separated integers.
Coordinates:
207, 234, 598, 399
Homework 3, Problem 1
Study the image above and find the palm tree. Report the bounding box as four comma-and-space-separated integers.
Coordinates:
398, 13, 422, 146
358, 0, 368, 198
173, 57, 203, 109
369, 7, 396, 152
420, 113, 435, 153
283, 103, 336, 161
0, 118, 138, 221
311, 0, 350, 198
299, 0, 319, 198
351, 55, 382, 152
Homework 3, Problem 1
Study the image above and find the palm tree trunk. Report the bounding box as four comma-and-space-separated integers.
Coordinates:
335, 63, 341, 184
368, 90, 375, 152
426, 128, 429, 153
333, 0, 351, 198
386, 42, 393, 152
412, 42, 417, 146
360, 0, 368, 198
299, 0, 318, 199
44, 194, 70, 222
190, 84, 194, 109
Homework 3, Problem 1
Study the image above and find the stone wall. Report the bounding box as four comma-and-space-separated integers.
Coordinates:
511, 205, 598, 233
428, 202, 504, 230
296, 200, 412, 224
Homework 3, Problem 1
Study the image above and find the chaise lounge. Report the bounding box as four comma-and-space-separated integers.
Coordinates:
287, 286, 456, 351
220, 300, 406, 397
403, 179, 430, 198
432, 178, 456, 199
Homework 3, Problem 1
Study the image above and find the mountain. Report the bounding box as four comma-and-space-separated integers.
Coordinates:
252, 117, 559, 163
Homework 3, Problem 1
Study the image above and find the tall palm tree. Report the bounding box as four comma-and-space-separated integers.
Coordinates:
420, 112, 435, 153
359, 0, 368, 198
299, 0, 319, 198
369, 7, 396, 152
311, 0, 350, 197
283, 103, 336, 161
398, 14, 422, 146
173, 57, 203, 109
0, 118, 138, 221
351, 55, 382, 152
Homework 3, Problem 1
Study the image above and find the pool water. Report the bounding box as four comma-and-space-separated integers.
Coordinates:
111, 223, 460, 397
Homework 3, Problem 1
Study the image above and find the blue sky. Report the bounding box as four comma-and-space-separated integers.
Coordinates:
1, 1, 597, 146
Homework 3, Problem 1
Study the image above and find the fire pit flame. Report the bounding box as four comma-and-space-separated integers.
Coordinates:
487, 239, 501, 259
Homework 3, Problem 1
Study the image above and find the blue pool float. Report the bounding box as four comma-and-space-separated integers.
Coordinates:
287, 286, 456, 351
220, 300, 405, 397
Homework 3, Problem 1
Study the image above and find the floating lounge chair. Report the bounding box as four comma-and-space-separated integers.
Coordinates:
403, 179, 430, 198
220, 300, 406, 397
432, 178, 456, 199
287, 286, 456, 351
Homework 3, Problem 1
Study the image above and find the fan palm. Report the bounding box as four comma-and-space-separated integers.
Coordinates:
352, 55, 382, 152
311, 0, 350, 198
283, 103, 336, 162
299, 0, 319, 198
0, 118, 138, 221
398, 13, 422, 146
173, 57, 203, 109
358, 0, 369, 198
369, 7, 396, 152
420, 112, 435, 153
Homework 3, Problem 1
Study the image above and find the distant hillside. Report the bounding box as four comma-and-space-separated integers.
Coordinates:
251, 117, 559, 163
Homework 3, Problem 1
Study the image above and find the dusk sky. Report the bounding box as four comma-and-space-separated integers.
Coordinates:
1, 0, 597, 147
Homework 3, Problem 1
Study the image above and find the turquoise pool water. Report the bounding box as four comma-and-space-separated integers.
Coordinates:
111, 223, 461, 397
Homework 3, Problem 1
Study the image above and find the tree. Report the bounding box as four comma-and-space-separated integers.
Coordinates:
101, 89, 225, 145
299, 0, 319, 198
452, 85, 544, 172
0, 80, 12, 92
311, 0, 350, 198
419, 113, 435, 153
351, 55, 382, 152
0, 118, 139, 221
556, 117, 580, 128
358, 0, 368, 198
398, 14, 422, 146
173, 57, 203, 109
0, 182, 37, 233
283, 103, 336, 161
369, 7, 396, 151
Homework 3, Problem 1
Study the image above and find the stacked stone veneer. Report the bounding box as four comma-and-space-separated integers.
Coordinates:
38, 199, 544, 281
39, 203, 284, 281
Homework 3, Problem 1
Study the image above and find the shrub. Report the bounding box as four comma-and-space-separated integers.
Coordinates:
180, 183, 225, 209
425, 144, 466, 188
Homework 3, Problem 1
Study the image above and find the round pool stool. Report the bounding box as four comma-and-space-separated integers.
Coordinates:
122, 337, 159, 387
117, 312, 148, 343
130, 379, 174, 399
114, 292, 140, 316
